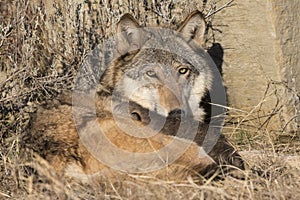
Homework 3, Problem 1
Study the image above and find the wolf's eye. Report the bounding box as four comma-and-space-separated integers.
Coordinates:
178, 67, 189, 75
146, 70, 156, 77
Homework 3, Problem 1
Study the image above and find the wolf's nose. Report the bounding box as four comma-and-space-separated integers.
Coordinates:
168, 109, 184, 118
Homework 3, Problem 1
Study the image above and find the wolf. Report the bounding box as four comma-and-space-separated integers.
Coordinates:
91, 11, 243, 170
25, 11, 244, 183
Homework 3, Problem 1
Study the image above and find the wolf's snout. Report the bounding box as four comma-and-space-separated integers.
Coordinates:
158, 85, 181, 115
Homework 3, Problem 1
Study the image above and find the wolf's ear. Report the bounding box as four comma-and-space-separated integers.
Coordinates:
177, 11, 206, 47
117, 14, 142, 55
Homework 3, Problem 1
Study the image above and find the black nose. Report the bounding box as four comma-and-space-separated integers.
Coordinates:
168, 109, 184, 118
131, 111, 142, 121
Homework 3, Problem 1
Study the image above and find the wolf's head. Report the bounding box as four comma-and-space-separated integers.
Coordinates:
98, 11, 215, 122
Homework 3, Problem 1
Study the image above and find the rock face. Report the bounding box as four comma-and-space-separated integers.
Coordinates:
270, 0, 300, 132
214, 0, 299, 131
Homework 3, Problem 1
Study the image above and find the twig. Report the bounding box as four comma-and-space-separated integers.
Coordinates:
0, 191, 11, 198
281, 114, 300, 132
205, 0, 235, 19
0, 66, 29, 89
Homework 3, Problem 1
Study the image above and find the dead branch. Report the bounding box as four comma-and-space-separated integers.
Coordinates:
205, 0, 235, 18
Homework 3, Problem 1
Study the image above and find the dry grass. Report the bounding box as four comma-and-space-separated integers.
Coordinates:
0, 0, 299, 199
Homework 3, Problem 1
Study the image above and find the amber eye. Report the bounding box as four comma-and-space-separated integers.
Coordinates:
178, 67, 189, 75
146, 70, 156, 77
